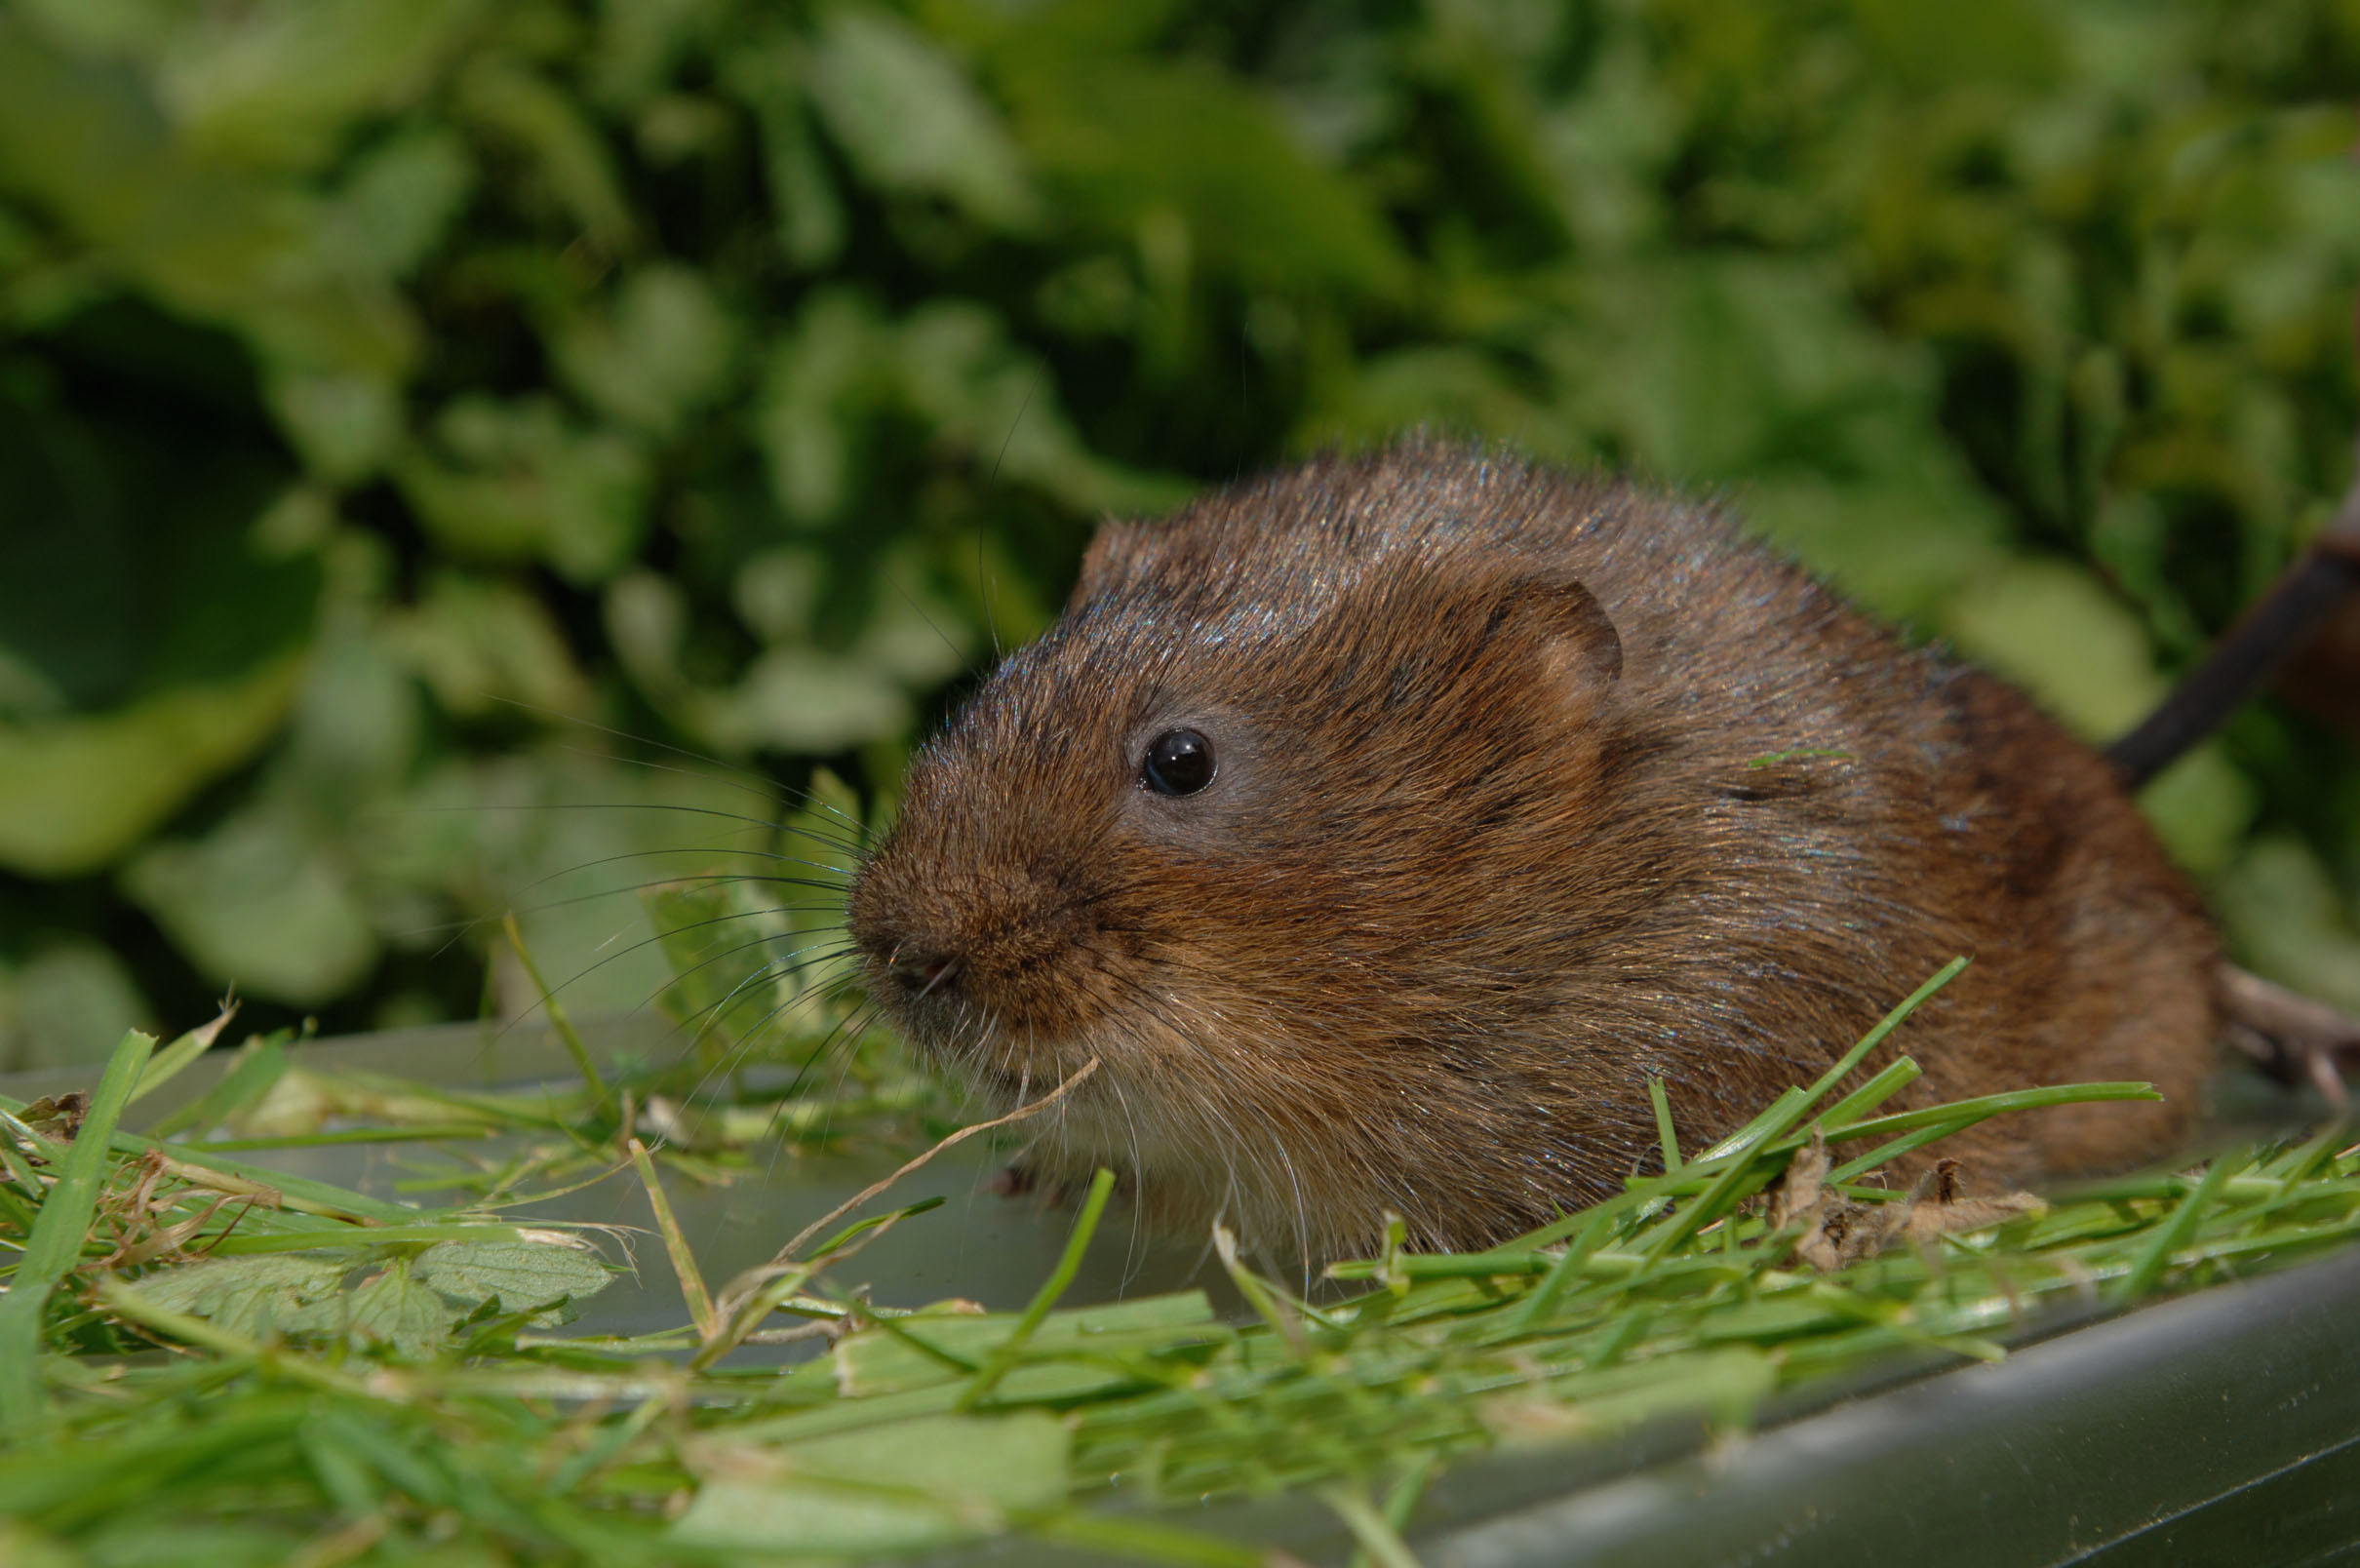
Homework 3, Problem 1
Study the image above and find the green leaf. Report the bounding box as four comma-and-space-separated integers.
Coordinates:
995, 54, 1408, 300
320, 126, 475, 281
806, 7, 1036, 230
694, 647, 914, 755
1562, 257, 1935, 483
893, 300, 1188, 515
397, 396, 651, 582
672, 1413, 1069, 1553
1942, 558, 2161, 738
2216, 838, 2360, 1015
386, 571, 597, 721
134, 1254, 350, 1341
1741, 473, 2009, 626
264, 370, 404, 482
164, 0, 480, 173
751, 288, 893, 527
553, 263, 739, 437
754, 289, 1185, 531
455, 57, 633, 250
413, 1237, 613, 1318
721, 33, 846, 268
0, 944, 151, 1074
345, 1261, 462, 1358
642, 879, 802, 1052
122, 809, 378, 1006
0, 658, 302, 879
2134, 747, 2259, 880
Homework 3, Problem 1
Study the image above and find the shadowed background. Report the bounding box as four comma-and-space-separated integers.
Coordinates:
3, 0, 2358, 1064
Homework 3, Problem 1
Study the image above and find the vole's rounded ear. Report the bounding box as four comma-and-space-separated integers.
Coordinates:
1068, 520, 1149, 610
1488, 577, 1623, 687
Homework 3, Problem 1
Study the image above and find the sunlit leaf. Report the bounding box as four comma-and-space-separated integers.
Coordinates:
553, 263, 739, 437
345, 1261, 462, 1358
0, 659, 302, 879
807, 6, 1037, 230
136, 1255, 350, 1341
455, 57, 634, 250
413, 1237, 614, 1317
123, 808, 378, 1006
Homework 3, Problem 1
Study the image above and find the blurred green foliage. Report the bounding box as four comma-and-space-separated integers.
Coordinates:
3, 0, 2359, 1062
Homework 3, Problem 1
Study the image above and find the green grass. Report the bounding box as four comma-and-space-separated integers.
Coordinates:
1, 960, 2356, 1567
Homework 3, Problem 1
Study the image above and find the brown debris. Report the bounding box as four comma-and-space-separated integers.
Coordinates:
20, 1091, 90, 1144
1774, 1130, 2043, 1273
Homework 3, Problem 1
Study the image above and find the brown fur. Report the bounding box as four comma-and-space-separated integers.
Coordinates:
847, 443, 2220, 1258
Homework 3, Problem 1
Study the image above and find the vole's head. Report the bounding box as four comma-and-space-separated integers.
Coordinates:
847, 448, 1643, 1255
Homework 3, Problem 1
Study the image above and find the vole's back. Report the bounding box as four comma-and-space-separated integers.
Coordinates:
853, 444, 2220, 1254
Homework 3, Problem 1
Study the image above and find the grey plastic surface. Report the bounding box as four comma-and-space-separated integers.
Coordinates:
1419, 1240, 2360, 1567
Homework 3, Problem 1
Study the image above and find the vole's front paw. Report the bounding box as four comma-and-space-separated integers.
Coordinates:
988, 1161, 1086, 1205
988, 1161, 1041, 1199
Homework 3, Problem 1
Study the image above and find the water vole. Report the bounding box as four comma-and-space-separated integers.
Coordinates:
847, 442, 2219, 1256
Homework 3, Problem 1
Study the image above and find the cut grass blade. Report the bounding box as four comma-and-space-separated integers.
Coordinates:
1648, 1078, 1681, 1174
0, 1029, 155, 1421
960, 1167, 1119, 1410
129, 1003, 236, 1106
1324, 1479, 1425, 1568
1507, 1208, 1618, 1335
505, 913, 609, 1104
146, 1028, 292, 1139
1815, 1058, 1923, 1130
629, 1137, 713, 1338
1825, 1082, 2164, 1183
2115, 1155, 2235, 1303
1801, 956, 1970, 1106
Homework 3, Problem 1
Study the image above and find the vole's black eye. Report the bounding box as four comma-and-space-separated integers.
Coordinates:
1141, 728, 1216, 797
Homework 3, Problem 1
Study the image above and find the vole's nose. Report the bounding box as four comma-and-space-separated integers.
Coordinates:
885, 946, 961, 1000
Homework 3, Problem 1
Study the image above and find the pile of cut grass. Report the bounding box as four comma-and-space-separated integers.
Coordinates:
1, 962, 2355, 1568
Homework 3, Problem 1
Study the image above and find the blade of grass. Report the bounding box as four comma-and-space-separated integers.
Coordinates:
199, 1125, 494, 1151
959, 1167, 1119, 1410
0, 1029, 155, 1421
1324, 1479, 1425, 1568
1648, 1078, 1681, 1174
1638, 1109, 1802, 1263
505, 913, 608, 1103
129, 1003, 237, 1105
88, 1125, 424, 1223
1823, 1082, 2163, 1182
146, 1030, 291, 1139
1030, 1511, 1268, 1568
2115, 1156, 2235, 1303
1804, 957, 1969, 1102
1683, 959, 1968, 1171
1815, 1058, 1923, 1130
1688, 1087, 1809, 1168
628, 1137, 713, 1338
736, 1056, 1099, 1292
1382, 1450, 1442, 1539
694, 1197, 947, 1369
203, 1223, 563, 1254
1508, 1208, 1618, 1334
